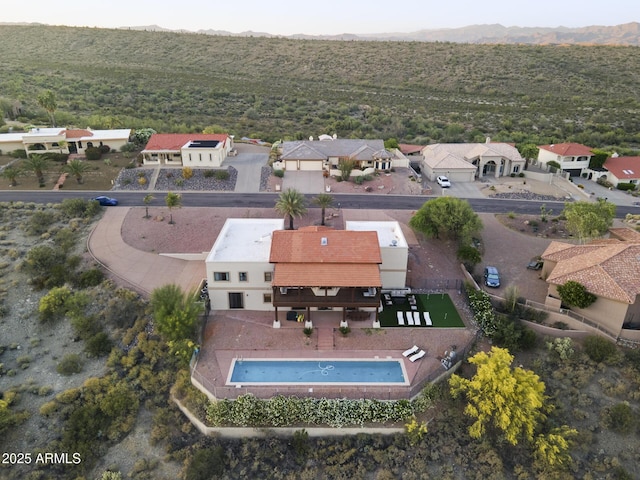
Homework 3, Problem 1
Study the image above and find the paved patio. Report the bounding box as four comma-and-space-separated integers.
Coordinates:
191, 309, 475, 401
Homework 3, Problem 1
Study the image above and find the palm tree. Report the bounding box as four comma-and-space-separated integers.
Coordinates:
37, 89, 57, 127
23, 154, 49, 185
62, 158, 92, 184
165, 192, 182, 225
143, 194, 155, 219
1, 166, 23, 187
312, 193, 334, 226
275, 188, 307, 230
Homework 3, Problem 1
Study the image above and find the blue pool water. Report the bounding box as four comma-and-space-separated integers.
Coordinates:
228, 359, 407, 385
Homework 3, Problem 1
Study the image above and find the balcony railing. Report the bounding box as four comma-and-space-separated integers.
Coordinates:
273, 287, 380, 308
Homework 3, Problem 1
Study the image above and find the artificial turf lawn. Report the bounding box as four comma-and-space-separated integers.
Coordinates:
378, 293, 464, 328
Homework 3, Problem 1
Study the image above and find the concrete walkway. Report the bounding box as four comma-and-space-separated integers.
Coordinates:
87, 207, 206, 297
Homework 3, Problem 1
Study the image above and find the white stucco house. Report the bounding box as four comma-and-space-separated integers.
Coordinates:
277, 138, 409, 173
205, 219, 409, 319
600, 156, 640, 188
0, 127, 131, 156
141, 133, 233, 167
420, 140, 525, 182
536, 143, 594, 177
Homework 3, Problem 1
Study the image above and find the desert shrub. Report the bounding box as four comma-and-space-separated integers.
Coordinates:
60, 197, 101, 218
25, 210, 57, 235
273, 169, 284, 178
214, 169, 230, 180
182, 166, 194, 179
57, 354, 83, 375
184, 446, 227, 479
85, 146, 102, 160
583, 335, 617, 363
120, 142, 137, 153
137, 176, 147, 185
354, 175, 365, 185
546, 337, 575, 360
99, 144, 111, 154
39, 400, 59, 416
10, 149, 28, 158
175, 178, 184, 187
16, 355, 32, 368
38, 285, 72, 323
76, 267, 105, 288
71, 314, 102, 340
605, 402, 636, 434
46, 152, 69, 163
85, 332, 113, 357
202, 169, 215, 178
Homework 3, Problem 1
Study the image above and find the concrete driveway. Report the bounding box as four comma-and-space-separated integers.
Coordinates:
571, 176, 639, 206
282, 171, 324, 194
224, 144, 269, 193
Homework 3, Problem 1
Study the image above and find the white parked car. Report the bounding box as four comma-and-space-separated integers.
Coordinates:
436, 175, 451, 188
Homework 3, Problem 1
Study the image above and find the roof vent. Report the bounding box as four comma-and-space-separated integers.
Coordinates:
390, 239, 398, 247
320, 237, 328, 246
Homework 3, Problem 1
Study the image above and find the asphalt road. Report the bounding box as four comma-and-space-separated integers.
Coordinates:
0, 191, 639, 217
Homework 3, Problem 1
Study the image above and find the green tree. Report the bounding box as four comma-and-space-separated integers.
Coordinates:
384, 138, 399, 150
37, 89, 57, 126
533, 426, 577, 470
557, 280, 597, 309
132, 128, 156, 146
23, 153, 49, 184
338, 159, 355, 181
410, 197, 482, 242
38, 285, 72, 323
518, 143, 539, 162
150, 284, 203, 342
143, 194, 155, 219
312, 192, 334, 226
62, 158, 92, 184
449, 346, 547, 445
1, 165, 22, 186
589, 149, 610, 169
165, 192, 182, 224
456, 245, 481, 271
563, 199, 615, 243
275, 188, 307, 230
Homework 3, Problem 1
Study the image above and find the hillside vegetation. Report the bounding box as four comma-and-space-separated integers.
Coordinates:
0, 25, 639, 150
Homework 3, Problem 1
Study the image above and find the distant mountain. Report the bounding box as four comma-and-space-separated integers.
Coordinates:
2, 21, 639, 45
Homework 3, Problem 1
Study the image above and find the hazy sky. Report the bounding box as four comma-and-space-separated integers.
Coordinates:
3, 0, 638, 35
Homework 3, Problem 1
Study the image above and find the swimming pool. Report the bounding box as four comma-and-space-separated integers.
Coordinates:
227, 359, 408, 386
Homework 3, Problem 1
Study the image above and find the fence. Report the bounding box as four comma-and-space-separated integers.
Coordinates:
408, 278, 463, 292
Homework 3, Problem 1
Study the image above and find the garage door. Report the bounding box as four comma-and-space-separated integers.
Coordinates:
299, 160, 323, 171
285, 160, 298, 171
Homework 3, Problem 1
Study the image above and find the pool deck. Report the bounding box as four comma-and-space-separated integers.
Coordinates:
191, 308, 476, 400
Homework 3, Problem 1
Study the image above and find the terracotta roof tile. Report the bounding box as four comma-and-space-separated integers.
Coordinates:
143, 133, 229, 151
270, 229, 381, 264
538, 142, 593, 157
603, 156, 640, 180
272, 263, 381, 287
64, 129, 93, 138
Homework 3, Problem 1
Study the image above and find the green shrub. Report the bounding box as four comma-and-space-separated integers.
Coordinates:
60, 197, 101, 218
605, 402, 636, 433
77, 268, 105, 288
616, 182, 636, 191
354, 175, 365, 185
57, 354, 83, 375
85, 146, 102, 160
214, 170, 230, 180
120, 142, 137, 153
71, 314, 102, 340
583, 335, 616, 363
25, 210, 57, 235
273, 169, 284, 178
557, 280, 597, 308
203, 169, 215, 178
10, 149, 28, 159
85, 332, 113, 357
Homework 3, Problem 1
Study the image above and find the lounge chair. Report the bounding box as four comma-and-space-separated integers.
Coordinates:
409, 350, 426, 362
413, 311, 421, 325
423, 312, 432, 326
406, 311, 414, 325
402, 345, 419, 357
396, 311, 405, 326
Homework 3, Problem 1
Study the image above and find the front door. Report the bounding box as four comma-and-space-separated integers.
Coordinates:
228, 292, 244, 309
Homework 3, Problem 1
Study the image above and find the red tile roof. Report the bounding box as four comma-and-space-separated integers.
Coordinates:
538, 143, 593, 157
399, 144, 424, 155
64, 129, 93, 139
144, 133, 229, 151
603, 156, 640, 180
270, 228, 382, 287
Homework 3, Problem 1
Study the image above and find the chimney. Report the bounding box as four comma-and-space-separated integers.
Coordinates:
485, 137, 491, 144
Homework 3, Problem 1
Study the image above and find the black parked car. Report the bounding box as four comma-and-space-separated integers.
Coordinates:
527, 257, 543, 270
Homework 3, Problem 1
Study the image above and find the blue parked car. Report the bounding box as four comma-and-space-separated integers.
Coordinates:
92, 195, 118, 206
484, 266, 501, 288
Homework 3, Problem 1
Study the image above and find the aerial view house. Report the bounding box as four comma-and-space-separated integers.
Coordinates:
141, 133, 233, 167
0, 127, 131, 156
536, 142, 594, 177
540, 227, 640, 341
278, 138, 409, 173
598, 156, 640, 187
420, 140, 525, 181
204, 219, 409, 323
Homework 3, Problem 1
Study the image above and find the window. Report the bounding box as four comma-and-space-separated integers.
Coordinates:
513, 165, 520, 173
213, 272, 229, 281
263, 293, 272, 303
264, 272, 272, 282
239, 272, 248, 282
199, 153, 202, 162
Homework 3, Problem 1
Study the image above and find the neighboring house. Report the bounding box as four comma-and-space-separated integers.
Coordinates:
278, 138, 409, 173
540, 227, 640, 341
0, 127, 131, 156
536, 142, 593, 177
141, 133, 232, 167
600, 156, 640, 187
398, 144, 424, 157
420, 140, 525, 181
205, 219, 409, 322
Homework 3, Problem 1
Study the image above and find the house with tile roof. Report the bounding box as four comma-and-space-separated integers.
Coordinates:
278, 138, 409, 173
141, 133, 232, 167
540, 227, 640, 341
0, 127, 131, 156
420, 140, 525, 182
600, 156, 640, 188
204, 219, 409, 323
537, 142, 594, 177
